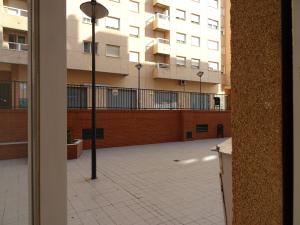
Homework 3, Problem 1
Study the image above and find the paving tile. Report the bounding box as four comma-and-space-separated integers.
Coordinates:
0, 139, 228, 225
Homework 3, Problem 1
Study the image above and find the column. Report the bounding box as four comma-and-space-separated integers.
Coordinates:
29, 0, 67, 224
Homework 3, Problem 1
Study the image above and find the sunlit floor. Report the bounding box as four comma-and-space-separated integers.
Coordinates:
0, 139, 228, 225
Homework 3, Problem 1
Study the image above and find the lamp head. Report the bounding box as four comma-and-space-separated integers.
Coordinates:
135, 63, 142, 70
80, 0, 109, 19
197, 71, 204, 78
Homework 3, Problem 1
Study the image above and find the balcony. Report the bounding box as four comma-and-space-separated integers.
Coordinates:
153, 13, 170, 31
3, 6, 28, 17
153, 0, 170, 8
0, 42, 28, 64
4, 42, 28, 51
1, 6, 28, 30
152, 38, 170, 55
153, 63, 170, 78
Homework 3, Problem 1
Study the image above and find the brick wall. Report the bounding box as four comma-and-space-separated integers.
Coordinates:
0, 109, 231, 159
68, 109, 231, 150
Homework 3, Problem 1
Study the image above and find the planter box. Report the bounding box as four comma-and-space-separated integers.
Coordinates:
67, 139, 83, 160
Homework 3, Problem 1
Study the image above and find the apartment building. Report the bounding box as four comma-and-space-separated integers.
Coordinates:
0, 0, 230, 108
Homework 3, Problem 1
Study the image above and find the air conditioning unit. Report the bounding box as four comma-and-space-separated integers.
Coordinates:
179, 80, 187, 86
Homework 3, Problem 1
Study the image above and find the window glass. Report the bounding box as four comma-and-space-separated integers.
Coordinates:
208, 61, 219, 71
176, 56, 186, 66
176, 33, 186, 44
176, 9, 186, 20
83, 41, 98, 54
208, 40, 219, 50
191, 14, 200, 24
106, 45, 120, 57
208, 19, 219, 29
129, 26, 139, 37
105, 17, 120, 30
154, 91, 178, 109
191, 58, 200, 69
208, 0, 218, 8
191, 36, 200, 47
129, 1, 139, 12
129, 51, 139, 62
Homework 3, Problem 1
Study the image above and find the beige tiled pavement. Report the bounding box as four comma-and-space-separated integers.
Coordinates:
0, 139, 228, 225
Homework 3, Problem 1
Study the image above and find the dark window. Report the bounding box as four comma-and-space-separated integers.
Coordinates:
196, 124, 208, 133
67, 86, 88, 108
107, 88, 137, 109
186, 131, 193, 139
190, 93, 209, 109
82, 128, 104, 140
154, 91, 178, 109
0, 82, 12, 109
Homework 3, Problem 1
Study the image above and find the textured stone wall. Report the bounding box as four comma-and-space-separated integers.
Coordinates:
231, 0, 283, 224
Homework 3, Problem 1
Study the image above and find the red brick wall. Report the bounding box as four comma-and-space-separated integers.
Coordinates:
0, 109, 27, 142
68, 109, 231, 150
0, 109, 231, 159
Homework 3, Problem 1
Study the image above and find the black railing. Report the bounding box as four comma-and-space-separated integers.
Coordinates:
0, 81, 231, 110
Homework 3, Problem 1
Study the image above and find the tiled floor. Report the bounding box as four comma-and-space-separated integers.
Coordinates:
0, 139, 228, 225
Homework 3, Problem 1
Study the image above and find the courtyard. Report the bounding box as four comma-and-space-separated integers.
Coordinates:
1, 139, 227, 225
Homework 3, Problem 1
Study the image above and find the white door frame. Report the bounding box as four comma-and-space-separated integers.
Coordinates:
28, 0, 67, 224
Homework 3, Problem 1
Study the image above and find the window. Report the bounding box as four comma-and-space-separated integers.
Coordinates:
176, 56, 186, 66
129, 26, 139, 37
176, 9, 186, 20
107, 88, 137, 109
83, 41, 98, 54
82, 15, 98, 25
8, 34, 27, 51
105, 17, 120, 30
208, 19, 219, 30
190, 94, 209, 109
154, 91, 178, 109
129, 51, 139, 62
208, 40, 219, 50
196, 124, 209, 132
208, 0, 218, 8
191, 58, 200, 69
191, 14, 200, 24
191, 36, 200, 47
106, 45, 120, 57
176, 33, 186, 44
208, 61, 219, 71
129, 0, 139, 13
67, 86, 88, 108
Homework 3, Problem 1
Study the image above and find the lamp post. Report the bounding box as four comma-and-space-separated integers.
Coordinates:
80, 0, 108, 180
196, 71, 204, 109
135, 63, 142, 109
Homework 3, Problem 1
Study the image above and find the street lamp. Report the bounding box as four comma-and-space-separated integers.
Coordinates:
135, 63, 142, 109
80, 0, 108, 180
196, 71, 204, 109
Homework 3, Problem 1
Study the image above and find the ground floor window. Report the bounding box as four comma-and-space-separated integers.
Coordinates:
107, 88, 137, 109
154, 91, 178, 109
190, 93, 210, 109
67, 86, 88, 108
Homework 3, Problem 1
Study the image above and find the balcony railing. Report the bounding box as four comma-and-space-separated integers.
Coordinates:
155, 13, 170, 21
156, 63, 170, 69
7, 42, 28, 51
0, 81, 231, 110
156, 38, 170, 45
3, 6, 28, 17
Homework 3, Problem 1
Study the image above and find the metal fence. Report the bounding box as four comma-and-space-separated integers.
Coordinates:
0, 81, 231, 110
